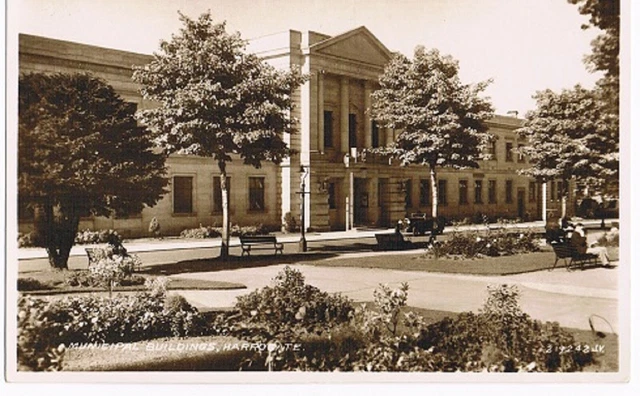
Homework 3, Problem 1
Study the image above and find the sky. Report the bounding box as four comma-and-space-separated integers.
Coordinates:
10, 0, 604, 115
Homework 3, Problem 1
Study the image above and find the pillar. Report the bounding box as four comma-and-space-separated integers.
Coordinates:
317, 71, 325, 153
385, 127, 393, 146
364, 82, 372, 148
340, 77, 349, 154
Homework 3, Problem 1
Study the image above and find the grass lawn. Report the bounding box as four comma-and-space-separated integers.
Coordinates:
18, 270, 245, 295
308, 245, 620, 276
61, 305, 617, 372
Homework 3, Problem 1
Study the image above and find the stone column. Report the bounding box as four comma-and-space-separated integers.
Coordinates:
340, 77, 349, 154
364, 82, 372, 148
542, 182, 547, 223
317, 71, 325, 153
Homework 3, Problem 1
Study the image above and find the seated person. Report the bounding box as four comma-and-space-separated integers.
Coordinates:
571, 223, 611, 266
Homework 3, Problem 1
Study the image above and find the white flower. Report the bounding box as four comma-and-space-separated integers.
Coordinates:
476, 237, 482, 242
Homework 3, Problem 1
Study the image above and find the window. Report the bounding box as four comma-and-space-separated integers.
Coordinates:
556, 180, 564, 201
528, 181, 536, 202
173, 176, 193, 214
419, 179, 430, 206
438, 179, 448, 205
474, 180, 483, 204
458, 180, 468, 205
505, 180, 513, 204
405, 179, 412, 208
517, 144, 525, 162
248, 177, 265, 211
328, 182, 336, 209
488, 137, 497, 159
371, 120, 380, 148
323, 111, 333, 148
550, 181, 557, 202
349, 113, 357, 148
212, 176, 231, 213
505, 142, 513, 162
488, 180, 497, 204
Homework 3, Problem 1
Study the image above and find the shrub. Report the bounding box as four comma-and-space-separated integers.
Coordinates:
75, 229, 123, 245
148, 217, 161, 238
180, 223, 271, 239
179, 224, 222, 239
425, 227, 540, 259
18, 232, 39, 248
17, 281, 207, 371
283, 212, 299, 233
17, 277, 52, 291
417, 284, 593, 372
231, 266, 353, 341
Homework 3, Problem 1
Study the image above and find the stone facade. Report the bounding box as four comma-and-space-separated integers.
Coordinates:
18, 29, 573, 237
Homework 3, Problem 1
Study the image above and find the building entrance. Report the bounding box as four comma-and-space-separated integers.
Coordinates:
378, 178, 390, 227
354, 178, 369, 226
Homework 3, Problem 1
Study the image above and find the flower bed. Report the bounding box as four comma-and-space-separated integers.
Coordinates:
426, 227, 541, 259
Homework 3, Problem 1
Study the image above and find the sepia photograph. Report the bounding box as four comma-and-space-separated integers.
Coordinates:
4, 0, 630, 384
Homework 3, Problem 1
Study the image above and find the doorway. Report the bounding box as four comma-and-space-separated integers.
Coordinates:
517, 188, 526, 220
354, 178, 369, 226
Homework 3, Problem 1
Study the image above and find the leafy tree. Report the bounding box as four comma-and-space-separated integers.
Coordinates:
516, 85, 618, 216
370, 47, 494, 219
133, 12, 305, 259
19, 73, 168, 270
568, 0, 619, 196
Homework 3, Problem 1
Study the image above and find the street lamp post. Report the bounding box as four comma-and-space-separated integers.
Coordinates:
299, 165, 309, 252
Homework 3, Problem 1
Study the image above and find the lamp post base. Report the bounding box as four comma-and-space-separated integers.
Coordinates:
298, 238, 308, 253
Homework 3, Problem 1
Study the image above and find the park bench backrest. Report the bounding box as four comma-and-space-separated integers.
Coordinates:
240, 235, 277, 244
550, 241, 575, 259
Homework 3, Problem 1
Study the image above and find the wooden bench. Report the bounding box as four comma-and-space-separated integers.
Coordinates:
239, 235, 284, 256
374, 233, 413, 251
550, 241, 599, 271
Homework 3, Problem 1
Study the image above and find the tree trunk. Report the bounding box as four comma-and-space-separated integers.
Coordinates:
36, 201, 80, 270
561, 178, 567, 218
430, 165, 438, 219
219, 162, 230, 260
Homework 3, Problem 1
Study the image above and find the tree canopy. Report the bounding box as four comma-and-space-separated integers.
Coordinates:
133, 12, 306, 258
370, 46, 494, 217
516, 85, 618, 191
19, 72, 168, 269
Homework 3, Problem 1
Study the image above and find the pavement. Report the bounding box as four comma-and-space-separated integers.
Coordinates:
15, 219, 620, 333
16, 219, 611, 260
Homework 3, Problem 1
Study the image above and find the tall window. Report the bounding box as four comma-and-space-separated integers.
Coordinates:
328, 182, 336, 209
371, 120, 380, 148
505, 142, 513, 162
458, 180, 468, 205
438, 179, 448, 205
528, 181, 536, 202
349, 114, 357, 148
474, 180, 483, 204
419, 179, 430, 206
489, 139, 497, 159
248, 177, 265, 211
505, 180, 513, 204
404, 179, 412, 208
173, 176, 193, 214
550, 180, 557, 202
213, 176, 230, 213
517, 144, 526, 162
323, 111, 333, 148
488, 180, 497, 204
556, 180, 564, 201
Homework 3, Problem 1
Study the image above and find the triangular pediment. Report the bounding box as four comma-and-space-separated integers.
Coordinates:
310, 26, 392, 67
